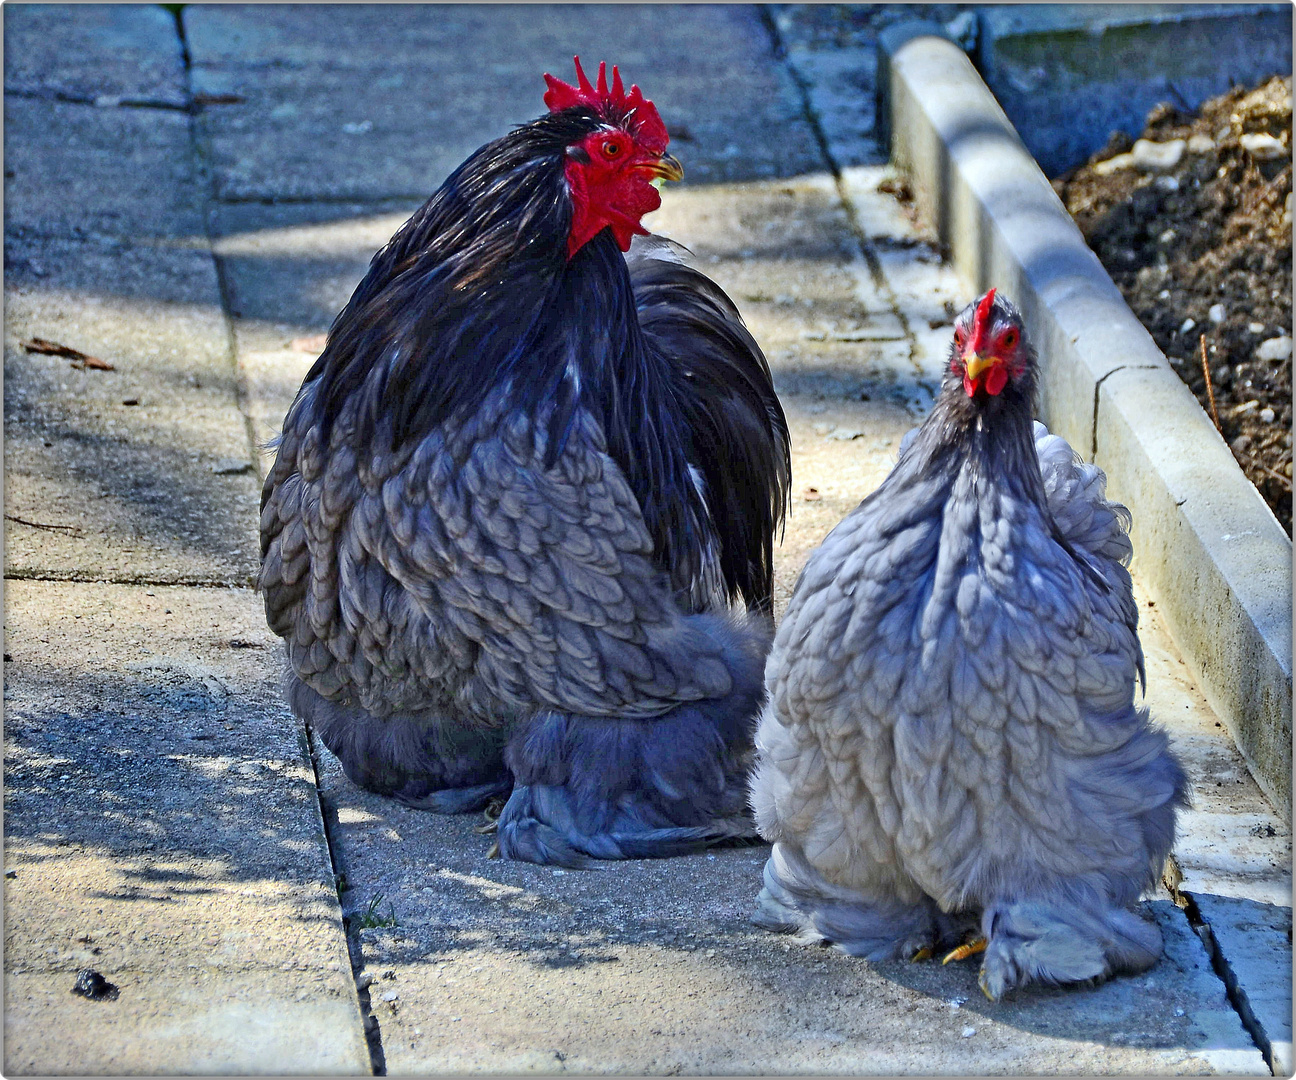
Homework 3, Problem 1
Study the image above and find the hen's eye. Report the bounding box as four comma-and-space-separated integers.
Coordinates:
1002, 329, 1018, 347
953, 328, 966, 347
603, 140, 621, 157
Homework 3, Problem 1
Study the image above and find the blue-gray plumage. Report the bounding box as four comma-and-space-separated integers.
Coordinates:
749, 290, 1187, 998
260, 61, 789, 867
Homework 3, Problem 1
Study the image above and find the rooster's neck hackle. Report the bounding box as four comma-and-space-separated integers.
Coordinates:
301, 114, 710, 605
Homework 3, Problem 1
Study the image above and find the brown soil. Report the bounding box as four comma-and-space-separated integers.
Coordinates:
1053, 77, 1292, 534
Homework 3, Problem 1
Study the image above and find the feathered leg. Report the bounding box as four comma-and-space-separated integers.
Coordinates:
976, 899, 1163, 1001
286, 673, 512, 813
971, 720, 1189, 999
754, 842, 968, 960
494, 615, 768, 867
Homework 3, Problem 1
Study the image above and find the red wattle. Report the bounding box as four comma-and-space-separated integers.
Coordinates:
984, 364, 1008, 396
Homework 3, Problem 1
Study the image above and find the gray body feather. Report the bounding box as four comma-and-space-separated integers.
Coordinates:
751, 407, 1187, 997
259, 122, 789, 869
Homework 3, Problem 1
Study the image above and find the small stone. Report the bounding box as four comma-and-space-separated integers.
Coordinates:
961, 1026, 976, 1038
1158, 229, 1176, 245
1179, 318, 1196, 335
1130, 138, 1186, 171
72, 969, 119, 1001
1248, 322, 1267, 334
1208, 303, 1226, 324
1154, 174, 1179, 192
1174, 1007, 1186, 1017
1186, 134, 1215, 154
381, 991, 399, 1002
1231, 434, 1253, 453
1257, 336, 1292, 362
828, 428, 864, 441
1157, 289, 1171, 300
1239, 132, 1287, 161
356, 973, 374, 989
1260, 407, 1276, 423
1093, 152, 1136, 176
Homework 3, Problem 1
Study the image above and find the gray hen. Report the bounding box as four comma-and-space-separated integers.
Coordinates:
749, 290, 1187, 999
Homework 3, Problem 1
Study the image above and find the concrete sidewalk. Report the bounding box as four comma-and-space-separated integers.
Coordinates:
4, 4, 1289, 1074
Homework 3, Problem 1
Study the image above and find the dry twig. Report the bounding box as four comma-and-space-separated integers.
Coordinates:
4, 514, 85, 537
22, 337, 114, 370
1199, 334, 1221, 432
1232, 449, 1293, 491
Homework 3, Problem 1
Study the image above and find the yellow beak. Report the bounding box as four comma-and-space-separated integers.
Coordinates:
964, 353, 1001, 383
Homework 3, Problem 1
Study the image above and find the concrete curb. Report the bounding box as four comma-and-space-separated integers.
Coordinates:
879, 22, 1292, 820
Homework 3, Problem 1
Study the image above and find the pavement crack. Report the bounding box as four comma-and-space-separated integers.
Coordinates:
1179, 892, 1276, 1074
1090, 365, 1127, 461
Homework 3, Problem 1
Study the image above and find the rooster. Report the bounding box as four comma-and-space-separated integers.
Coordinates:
260, 59, 790, 867
749, 290, 1186, 998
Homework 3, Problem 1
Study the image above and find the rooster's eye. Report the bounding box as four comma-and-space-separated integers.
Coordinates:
953, 328, 966, 347
1002, 329, 1018, 348
602, 140, 621, 157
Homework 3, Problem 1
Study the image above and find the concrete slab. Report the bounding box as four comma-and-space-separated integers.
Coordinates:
3, 580, 369, 1075
4, 239, 260, 585
3, 3, 187, 106
878, 22, 1292, 820
4, 96, 205, 241
183, 4, 822, 201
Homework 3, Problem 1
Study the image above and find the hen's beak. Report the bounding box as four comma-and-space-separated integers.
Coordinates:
641, 151, 684, 183
963, 352, 1001, 384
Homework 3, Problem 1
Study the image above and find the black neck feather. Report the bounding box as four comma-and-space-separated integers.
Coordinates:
301, 112, 710, 595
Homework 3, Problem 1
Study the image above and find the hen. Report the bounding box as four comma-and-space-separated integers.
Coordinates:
260, 59, 790, 867
749, 290, 1186, 998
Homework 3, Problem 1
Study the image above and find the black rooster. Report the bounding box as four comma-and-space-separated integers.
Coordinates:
260, 59, 790, 866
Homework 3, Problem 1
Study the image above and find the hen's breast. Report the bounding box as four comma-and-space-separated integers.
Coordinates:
763, 429, 1142, 905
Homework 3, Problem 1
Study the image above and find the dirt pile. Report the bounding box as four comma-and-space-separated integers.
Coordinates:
1054, 76, 1292, 534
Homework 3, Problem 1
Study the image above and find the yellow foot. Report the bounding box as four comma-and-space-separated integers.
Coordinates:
473, 797, 508, 834
910, 946, 934, 963
942, 936, 988, 965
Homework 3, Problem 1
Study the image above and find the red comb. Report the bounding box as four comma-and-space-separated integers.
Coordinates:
970, 288, 997, 352
542, 56, 669, 153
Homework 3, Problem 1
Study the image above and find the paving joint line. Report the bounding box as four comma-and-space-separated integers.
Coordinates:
303, 725, 387, 1075
2, 571, 256, 588
170, 10, 383, 1069
212, 193, 433, 207
763, 6, 926, 401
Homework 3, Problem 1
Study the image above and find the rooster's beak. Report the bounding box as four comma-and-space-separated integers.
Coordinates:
642, 151, 684, 183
